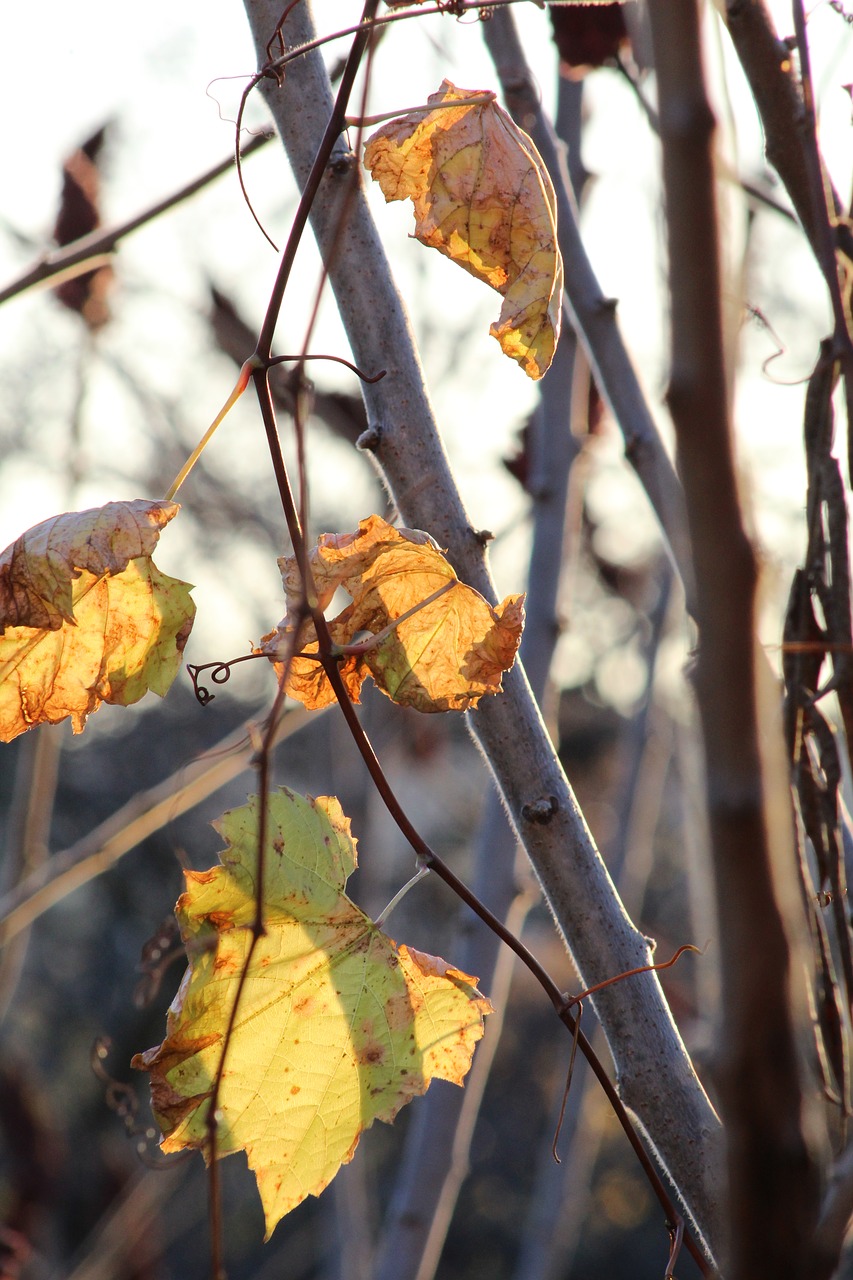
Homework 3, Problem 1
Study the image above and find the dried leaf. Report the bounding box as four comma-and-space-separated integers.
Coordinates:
364, 80, 562, 379
550, 4, 631, 75
0, 500, 194, 740
54, 124, 112, 329
133, 788, 491, 1237
260, 514, 524, 712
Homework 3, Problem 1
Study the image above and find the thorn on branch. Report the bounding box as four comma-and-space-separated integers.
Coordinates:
470, 526, 495, 545
521, 795, 559, 824
329, 151, 357, 178
357, 425, 382, 451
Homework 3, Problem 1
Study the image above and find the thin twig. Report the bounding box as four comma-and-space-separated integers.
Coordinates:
0, 133, 273, 307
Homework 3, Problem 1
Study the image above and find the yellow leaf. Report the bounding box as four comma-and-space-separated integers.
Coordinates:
0, 500, 194, 740
133, 788, 491, 1238
260, 514, 524, 712
364, 79, 563, 379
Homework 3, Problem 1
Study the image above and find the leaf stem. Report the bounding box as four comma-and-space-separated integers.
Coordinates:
165, 361, 255, 501
374, 866, 431, 928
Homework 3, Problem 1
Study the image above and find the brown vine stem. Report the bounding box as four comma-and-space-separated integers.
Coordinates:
251, 330, 710, 1269
233, 6, 708, 1266
312, 636, 709, 1277
200, 8, 382, 1275
254, 1, 379, 363
243, 0, 721, 1261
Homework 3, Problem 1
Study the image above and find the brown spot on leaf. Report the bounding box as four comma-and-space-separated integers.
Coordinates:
358, 1042, 386, 1067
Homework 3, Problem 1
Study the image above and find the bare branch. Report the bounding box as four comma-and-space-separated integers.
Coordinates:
648, 1, 820, 1275
241, 0, 722, 1262
723, 0, 853, 267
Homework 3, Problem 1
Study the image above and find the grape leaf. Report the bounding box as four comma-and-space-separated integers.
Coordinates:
132, 787, 491, 1238
259, 514, 524, 712
0, 500, 194, 740
363, 79, 563, 379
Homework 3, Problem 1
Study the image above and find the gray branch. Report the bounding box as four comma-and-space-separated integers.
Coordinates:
240, 0, 722, 1262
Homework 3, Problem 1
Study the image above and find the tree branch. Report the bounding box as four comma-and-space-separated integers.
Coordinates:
240, 0, 721, 1262
373, 294, 581, 1280
724, 0, 853, 267
648, 1, 820, 1275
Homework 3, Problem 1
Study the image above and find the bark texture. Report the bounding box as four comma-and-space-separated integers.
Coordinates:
240, 0, 722, 1260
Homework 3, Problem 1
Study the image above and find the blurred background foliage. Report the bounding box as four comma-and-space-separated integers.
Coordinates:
0, 1, 850, 1277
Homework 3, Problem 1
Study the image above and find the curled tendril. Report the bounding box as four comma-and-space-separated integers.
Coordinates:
134, 917, 185, 1008
188, 652, 264, 705
92, 1037, 189, 1168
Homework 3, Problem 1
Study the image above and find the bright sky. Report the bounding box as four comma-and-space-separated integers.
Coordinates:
0, 1, 851, 697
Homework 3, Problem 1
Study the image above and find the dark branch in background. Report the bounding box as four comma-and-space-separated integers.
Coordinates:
0, 133, 273, 308
481, 10, 697, 618
724, 0, 853, 265
612, 53, 800, 226
241, 0, 722, 1264
724, 0, 853, 483
480, 4, 722, 1251
648, 2, 820, 1278
789, 0, 853, 483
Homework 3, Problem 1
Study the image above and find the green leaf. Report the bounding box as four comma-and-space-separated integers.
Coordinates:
133, 788, 491, 1238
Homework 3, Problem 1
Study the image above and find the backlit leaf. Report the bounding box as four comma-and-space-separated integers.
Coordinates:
133, 787, 491, 1237
259, 514, 524, 712
364, 79, 563, 379
0, 500, 194, 740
